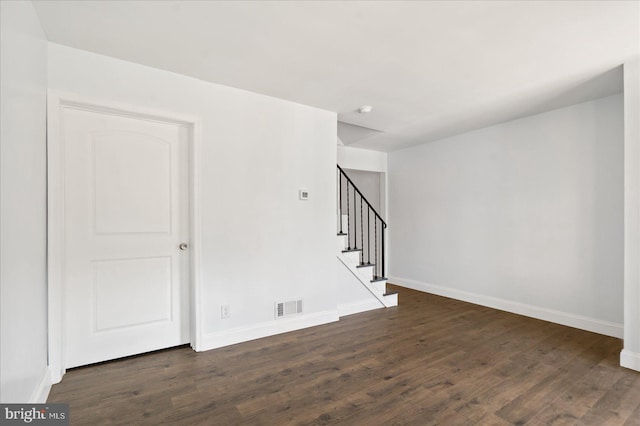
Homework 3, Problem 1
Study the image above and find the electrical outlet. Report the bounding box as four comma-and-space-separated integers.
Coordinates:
221, 305, 230, 319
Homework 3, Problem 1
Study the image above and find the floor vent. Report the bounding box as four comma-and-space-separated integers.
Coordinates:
275, 299, 303, 319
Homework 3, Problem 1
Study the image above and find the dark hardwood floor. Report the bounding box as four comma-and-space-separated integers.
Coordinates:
48, 285, 640, 425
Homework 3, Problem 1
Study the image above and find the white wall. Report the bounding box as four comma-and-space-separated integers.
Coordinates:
47, 44, 337, 350
622, 57, 640, 371
337, 146, 388, 219
338, 145, 387, 173
0, 1, 49, 402
343, 169, 382, 214
388, 94, 624, 336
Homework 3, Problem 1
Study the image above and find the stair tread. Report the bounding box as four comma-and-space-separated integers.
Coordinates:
342, 248, 363, 253
356, 263, 376, 268
383, 292, 398, 297
370, 276, 387, 283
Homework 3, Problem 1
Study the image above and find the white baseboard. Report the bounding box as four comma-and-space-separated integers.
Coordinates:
49, 367, 64, 385
389, 276, 623, 338
198, 310, 339, 352
338, 298, 383, 317
620, 349, 640, 371
29, 367, 52, 403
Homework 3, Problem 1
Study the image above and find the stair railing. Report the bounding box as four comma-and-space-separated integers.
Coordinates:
337, 165, 387, 279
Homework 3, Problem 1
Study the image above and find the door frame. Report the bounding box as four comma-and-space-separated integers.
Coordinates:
47, 90, 203, 383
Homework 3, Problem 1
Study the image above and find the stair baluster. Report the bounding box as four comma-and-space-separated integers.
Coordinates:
339, 168, 343, 235
360, 197, 364, 265
346, 178, 350, 249
367, 207, 371, 265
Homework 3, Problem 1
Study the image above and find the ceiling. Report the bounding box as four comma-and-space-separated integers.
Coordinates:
33, 1, 639, 152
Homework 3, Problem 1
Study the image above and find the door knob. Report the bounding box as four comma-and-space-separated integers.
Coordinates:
179, 243, 188, 250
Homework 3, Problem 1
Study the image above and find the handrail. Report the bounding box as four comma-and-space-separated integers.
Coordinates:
337, 165, 387, 228
337, 165, 387, 279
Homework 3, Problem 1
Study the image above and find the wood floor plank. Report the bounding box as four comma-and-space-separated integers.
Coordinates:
624, 402, 640, 426
494, 334, 611, 424
47, 285, 640, 425
527, 359, 625, 425
579, 372, 640, 425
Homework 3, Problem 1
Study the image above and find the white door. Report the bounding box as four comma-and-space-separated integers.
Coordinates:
62, 106, 190, 369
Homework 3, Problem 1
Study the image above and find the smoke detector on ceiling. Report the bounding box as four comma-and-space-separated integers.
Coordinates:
358, 105, 373, 114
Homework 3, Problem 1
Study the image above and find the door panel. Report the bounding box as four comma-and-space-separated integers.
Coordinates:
93, 257, 172, 331
93, 132, 172, 234
62, 107, 189, 369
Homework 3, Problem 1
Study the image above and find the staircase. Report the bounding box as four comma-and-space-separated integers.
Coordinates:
337, 166, 398, 308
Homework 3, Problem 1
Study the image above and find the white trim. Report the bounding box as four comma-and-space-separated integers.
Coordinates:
188, 117, 204, 352
46, 90, 203, 380
337, 146, 387, 173
198, 310, 339, 351
338, 299, 384, 317
389, 276, 624, 338
620, 349, 640, 371
622, 57, 640, 372
47, 91, 65, 384
29, 367, 52, 403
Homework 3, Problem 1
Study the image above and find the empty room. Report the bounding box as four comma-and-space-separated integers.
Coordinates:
1, 0, 639, 424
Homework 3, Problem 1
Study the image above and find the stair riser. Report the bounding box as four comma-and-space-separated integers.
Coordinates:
355, 266, 375, 282
382, 292, 398, 307
337, 234, 348, 251
372, 280, 386, 294
341, 250, 361, 265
